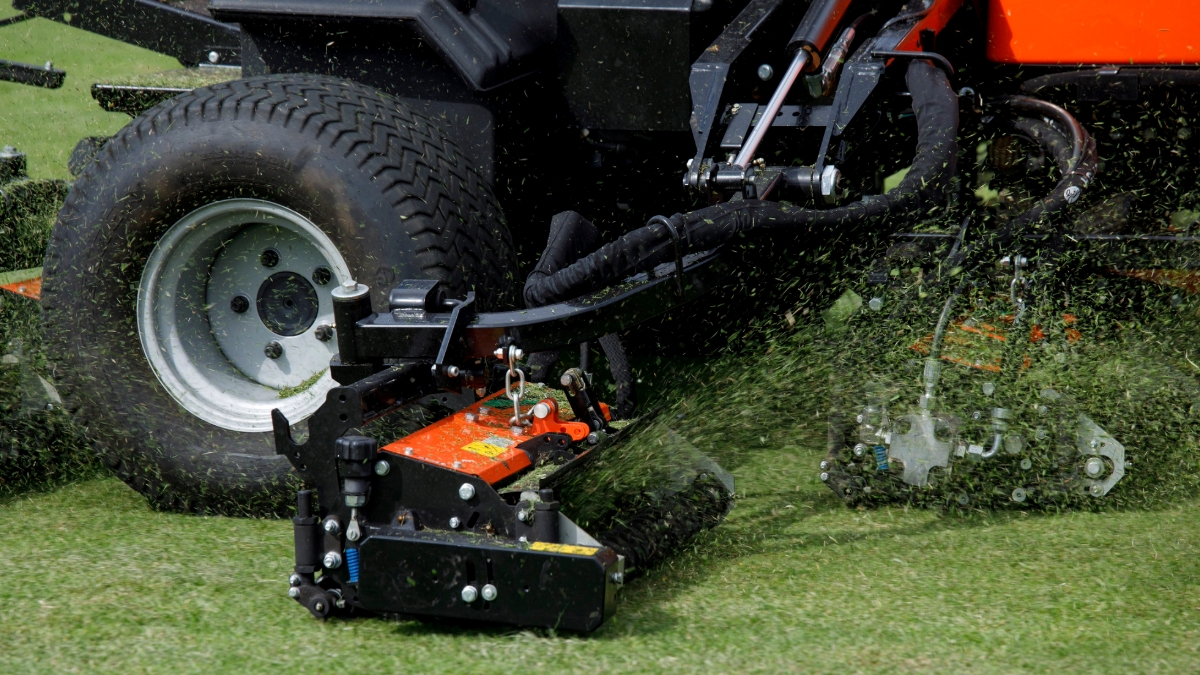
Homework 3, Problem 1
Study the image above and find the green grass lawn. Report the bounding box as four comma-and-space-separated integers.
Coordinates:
0, 4, 177, 180
2, 447, 1198, 674
2, 6, 1199, 675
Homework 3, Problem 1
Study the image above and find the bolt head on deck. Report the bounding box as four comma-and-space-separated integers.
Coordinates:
458, 483, 476, 500
757, 63, 774, 80
481, 584, 498, 601
449, 516, 461, 529
374, 460, 391, 476
288, 587, 301, 599
461, 585, 479, 603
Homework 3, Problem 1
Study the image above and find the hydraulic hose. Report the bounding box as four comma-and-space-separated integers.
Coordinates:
940, 98, 1098, 273
524, 59, 959, 308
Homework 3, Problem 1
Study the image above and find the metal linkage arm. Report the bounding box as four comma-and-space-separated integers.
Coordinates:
331, 250, 723, 372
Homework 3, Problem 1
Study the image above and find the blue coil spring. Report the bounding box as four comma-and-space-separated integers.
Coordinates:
345, 548, 360, 583
873, 445, 889, 471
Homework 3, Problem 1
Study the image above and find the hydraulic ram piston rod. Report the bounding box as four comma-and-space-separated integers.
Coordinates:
732, 49, 810, 169
734, 0, 853, 170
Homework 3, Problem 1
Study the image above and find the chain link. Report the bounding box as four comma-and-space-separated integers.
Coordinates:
501, 345, 528, 428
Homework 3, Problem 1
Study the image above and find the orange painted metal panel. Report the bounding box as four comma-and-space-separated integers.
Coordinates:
381, 390, 534, 485
0, 275, 41, 301
987, 0, 1200, 64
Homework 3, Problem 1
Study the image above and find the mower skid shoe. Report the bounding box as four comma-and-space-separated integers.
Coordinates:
355, 531, 623, 632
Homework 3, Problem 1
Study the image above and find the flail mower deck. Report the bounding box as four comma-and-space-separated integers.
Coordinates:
275, 261, 730, 630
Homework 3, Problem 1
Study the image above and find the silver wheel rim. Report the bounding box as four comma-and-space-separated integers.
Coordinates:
137, 199, 351, 433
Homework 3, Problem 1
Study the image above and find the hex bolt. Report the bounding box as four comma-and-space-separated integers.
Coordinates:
819, 460, 830, 470
288, 587, 301, 599
312, 266, 333, 285
461, 585, 479, 603
230, 295, 250, 313
868, 297, 883, 311
481, 584, 498, 602
313, 324, 334, 342
517, 510, 529, 522
289, 574, 302, 587
449, 516, 461, 529
323, 518, 341, 535
374, 460, 391, 476
982, 382, 996, 396
853, 444, 866, 457
757, 63, 774, 81
264, 341, 283, 359
1085, 457, 1105, 477
819, 472, 829, 482
458, 483, 476, 501
323, 551, 342, 569
207, 50, 220, 64
586, 432, 600, 445
260, 248, 280, 268
610, 572, 624, 585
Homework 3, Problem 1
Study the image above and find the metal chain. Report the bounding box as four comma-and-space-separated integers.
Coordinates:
501, 345, 528, 428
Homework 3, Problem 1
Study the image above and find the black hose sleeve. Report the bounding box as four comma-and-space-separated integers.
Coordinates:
524, 210, 602, 291
598, 333, 636, 419
523, 59, 958, 308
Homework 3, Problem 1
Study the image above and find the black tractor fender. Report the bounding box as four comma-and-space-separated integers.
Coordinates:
209, 0, 559, 92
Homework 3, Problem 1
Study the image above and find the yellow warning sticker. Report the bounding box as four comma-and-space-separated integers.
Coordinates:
529, 541, 600, 556
462, 441, 508, 458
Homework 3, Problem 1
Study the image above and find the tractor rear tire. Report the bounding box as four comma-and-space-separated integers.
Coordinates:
42, 75, 516, 516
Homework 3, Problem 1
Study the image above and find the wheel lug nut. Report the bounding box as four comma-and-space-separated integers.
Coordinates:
314, 324, 334, 341
312, 266, 332, 285
264, 341, 283, 359
230, 295, 250, 313
260, 248, 280, 268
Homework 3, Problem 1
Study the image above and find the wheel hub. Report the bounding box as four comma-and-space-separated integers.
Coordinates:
257, 271, 320, 337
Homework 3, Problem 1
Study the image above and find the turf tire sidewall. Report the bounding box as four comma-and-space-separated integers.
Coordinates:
41, 75, 516, 516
